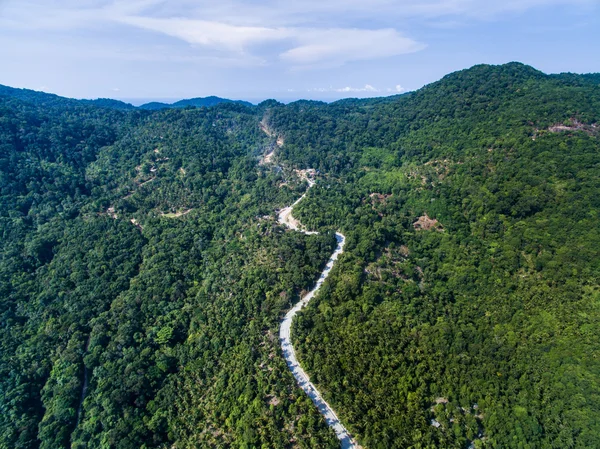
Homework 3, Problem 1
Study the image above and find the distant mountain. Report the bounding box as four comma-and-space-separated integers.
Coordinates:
136, 101, 171, 110
138, 96, 253, 110
0, 84, 135, 110
0, 84, 251, 111
0, 84, 80, 108
3, 62, 600, 449
80, 98, 136, 110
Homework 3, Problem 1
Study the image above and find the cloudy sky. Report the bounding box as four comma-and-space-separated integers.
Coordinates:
0, 0, 599, 103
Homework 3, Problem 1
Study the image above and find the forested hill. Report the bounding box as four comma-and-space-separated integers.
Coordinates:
0, 84, 136, 110
1, 62, 599, 449
0, 84, 252, 110
138, 96, 254, 110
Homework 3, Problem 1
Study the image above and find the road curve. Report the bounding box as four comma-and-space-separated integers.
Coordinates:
278, 180, 358, 449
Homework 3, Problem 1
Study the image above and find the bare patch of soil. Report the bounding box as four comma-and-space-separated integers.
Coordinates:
138, 177, 156, 187
260, 119, 284, 146
130, 218, 143, 231
293, 168, 317, 185
259, 149, 275, 165
532, 118, 598, 139
548, 119, 597, 134
369, 192, 392, 203
259, 118, 285, 165
107, 207, 118, 219
161, 209, 192, 218
267, 395, 281, 406
413, 214, 443, 231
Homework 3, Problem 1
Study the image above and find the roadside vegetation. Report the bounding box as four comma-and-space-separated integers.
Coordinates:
1, 63, 599, 448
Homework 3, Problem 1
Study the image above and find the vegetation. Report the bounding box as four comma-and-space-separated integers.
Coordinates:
1, 62, 599, 448
138, 97, 253, 110
283, 63, 600, 448
0, 97, 337, 448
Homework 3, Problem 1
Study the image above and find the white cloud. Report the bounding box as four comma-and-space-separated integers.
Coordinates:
116, 16, 292, 53
0, 0, 595, 69
386, 85, 405, 92
333, 84, 380, 93
307, 83, 411, 95
3, 0, 595, 30
279, 28, 424, 67
306, 84, 379, 93
113, 17, 424, 68
121, 0, 596, 24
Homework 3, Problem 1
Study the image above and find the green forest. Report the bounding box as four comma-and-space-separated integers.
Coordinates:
1, 62, 599, 449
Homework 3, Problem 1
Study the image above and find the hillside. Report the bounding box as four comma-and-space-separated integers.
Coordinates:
0, 84, 251, 111
1, 63, 599, 449
0, 84, 135, 110
278, 62, 600, 448
138, 96, 254, 110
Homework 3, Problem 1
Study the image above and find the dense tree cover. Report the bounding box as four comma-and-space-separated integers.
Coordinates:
1, 62, 599, 449
0, 84, 251, 111
0, 84, 138, 110
282, 63, 600, 448
139, 97, 253, 110
0, 96, 338, 448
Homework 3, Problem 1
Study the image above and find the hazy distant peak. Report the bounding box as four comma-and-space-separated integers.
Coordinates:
139, 96, 253, 110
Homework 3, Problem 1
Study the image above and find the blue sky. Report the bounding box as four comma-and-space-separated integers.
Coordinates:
0, 0, 599, 103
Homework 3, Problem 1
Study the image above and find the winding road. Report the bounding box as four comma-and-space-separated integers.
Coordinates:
278, 178, 358, 449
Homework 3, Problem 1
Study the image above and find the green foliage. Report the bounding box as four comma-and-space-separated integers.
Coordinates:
2, 62, 600, 449
285, 63, 600, 448
0, 98, 336, 448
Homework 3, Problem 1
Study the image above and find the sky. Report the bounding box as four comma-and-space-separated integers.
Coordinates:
0, 0, 599, 103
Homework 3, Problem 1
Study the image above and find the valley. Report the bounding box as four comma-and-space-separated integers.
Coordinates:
1, 63, 599, 449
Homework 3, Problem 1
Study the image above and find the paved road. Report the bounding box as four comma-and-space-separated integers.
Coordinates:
278, 181, 358, 449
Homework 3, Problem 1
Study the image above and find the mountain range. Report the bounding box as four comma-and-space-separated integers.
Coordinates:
1, 62, 599, 449
0, 84, 253, 110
